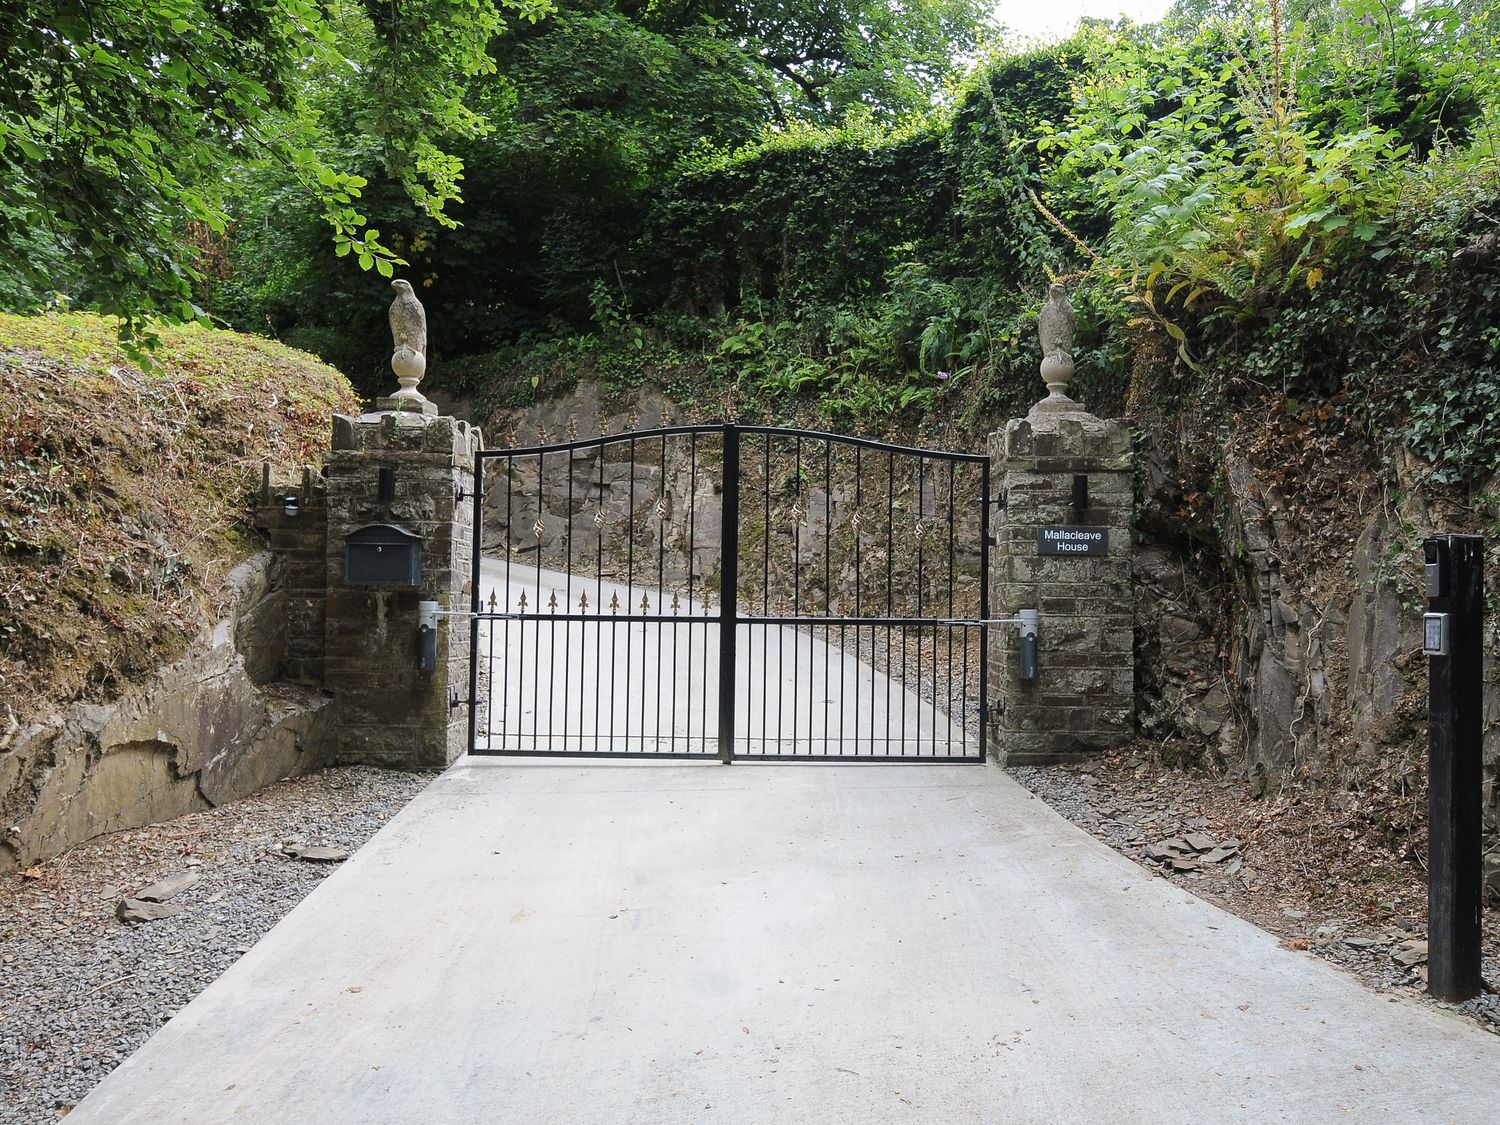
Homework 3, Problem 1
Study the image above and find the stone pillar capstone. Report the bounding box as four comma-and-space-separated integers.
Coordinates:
988, 284, 1134, 764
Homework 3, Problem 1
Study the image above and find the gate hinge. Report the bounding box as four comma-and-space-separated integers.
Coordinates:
983, 699, 1005, 722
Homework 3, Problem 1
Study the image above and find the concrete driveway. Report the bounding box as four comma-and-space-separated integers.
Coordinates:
68, 760, 1499, 1124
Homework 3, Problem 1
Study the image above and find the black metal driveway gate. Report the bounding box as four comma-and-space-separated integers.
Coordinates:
467, 423, 989, 762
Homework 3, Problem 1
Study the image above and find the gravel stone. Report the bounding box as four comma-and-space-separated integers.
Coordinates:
0, 765, 432, 1123
115, 898, 186, 924
133, 872, 199, 903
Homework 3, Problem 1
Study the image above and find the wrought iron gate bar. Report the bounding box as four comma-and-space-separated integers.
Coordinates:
468, 423, 989, 762
471, 614, 982, 627
738, 424, 990, 464
490, 423, 989, 465
493, 423, 724, 459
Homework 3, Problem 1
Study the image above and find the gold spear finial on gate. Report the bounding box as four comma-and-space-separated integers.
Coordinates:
640, 593, 650, 612
609, 593, 620, 613
517, 591, 528, 611
579, 590, 590, 611
548, 591, 558, 611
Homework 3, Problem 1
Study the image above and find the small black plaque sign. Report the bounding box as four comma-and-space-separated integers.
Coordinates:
1037, 526, 1108, 556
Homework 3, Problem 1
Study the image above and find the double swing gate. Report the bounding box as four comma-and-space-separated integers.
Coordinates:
467, 424, 990, 762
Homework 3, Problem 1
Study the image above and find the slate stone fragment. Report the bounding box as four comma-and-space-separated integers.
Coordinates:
117, 898, 186, 924
134, 872, 199, 903
282, 844, 349, 863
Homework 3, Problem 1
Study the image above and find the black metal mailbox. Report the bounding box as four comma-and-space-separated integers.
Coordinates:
345, 523, 422, 587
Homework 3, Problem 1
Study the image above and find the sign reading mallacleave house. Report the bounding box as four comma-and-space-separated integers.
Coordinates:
1037, 526, 1108, 556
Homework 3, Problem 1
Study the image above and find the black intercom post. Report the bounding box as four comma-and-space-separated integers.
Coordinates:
1421, 533, 1483, 1002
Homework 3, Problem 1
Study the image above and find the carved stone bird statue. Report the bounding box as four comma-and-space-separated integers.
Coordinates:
1038, 282, 1074, 364
1037, 281, 1076, 399
389, 278, 427, 392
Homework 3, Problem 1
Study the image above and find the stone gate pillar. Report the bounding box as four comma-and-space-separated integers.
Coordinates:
319, 282, 481, 769
988, 285, 1134, 764
323, 409, 479, 768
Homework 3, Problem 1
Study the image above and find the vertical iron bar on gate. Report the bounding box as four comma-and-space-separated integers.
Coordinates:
718, 423, 740, 763
978, 458, 991, 762
467, 456, 484, 753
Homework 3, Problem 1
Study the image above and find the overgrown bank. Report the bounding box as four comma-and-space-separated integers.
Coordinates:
0, 314, 360, 867
1, 314, 358, 720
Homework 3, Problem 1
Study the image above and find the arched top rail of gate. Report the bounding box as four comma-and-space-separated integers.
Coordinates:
479, 422, 988, 466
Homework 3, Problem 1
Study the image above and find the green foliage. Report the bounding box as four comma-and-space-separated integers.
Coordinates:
1211, 183, 1500, 485
67, 0, 1495, 454
643, 121, 956, 317
210, 0, 998, 365
0, 0, 549, 343
1038, 13, 1402, 337
1298, 1, 1485, 159
717, 0, 997, 124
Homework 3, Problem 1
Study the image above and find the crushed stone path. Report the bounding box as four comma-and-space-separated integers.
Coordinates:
65, 760, 1500, 1124
0, 766, 432, 1124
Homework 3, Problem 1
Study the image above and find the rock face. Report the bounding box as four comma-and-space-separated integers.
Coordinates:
0, 553, 336, 873
1133, 418, 1500, 904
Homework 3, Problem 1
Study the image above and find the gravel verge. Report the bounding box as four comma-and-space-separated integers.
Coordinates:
0, 766, 433, 1124
1011, 750, 1500, 1035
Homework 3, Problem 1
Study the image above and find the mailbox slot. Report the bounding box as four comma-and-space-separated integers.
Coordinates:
345, 523, 422, 587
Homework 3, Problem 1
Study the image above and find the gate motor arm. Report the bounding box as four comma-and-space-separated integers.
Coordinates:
987, 609, 1039, 683
417, 600, 481, 674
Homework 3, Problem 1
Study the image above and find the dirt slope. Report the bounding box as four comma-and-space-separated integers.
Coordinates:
0, 313, 359, 735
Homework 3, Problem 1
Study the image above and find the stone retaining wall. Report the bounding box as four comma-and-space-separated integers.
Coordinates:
0, 554, 335, 873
